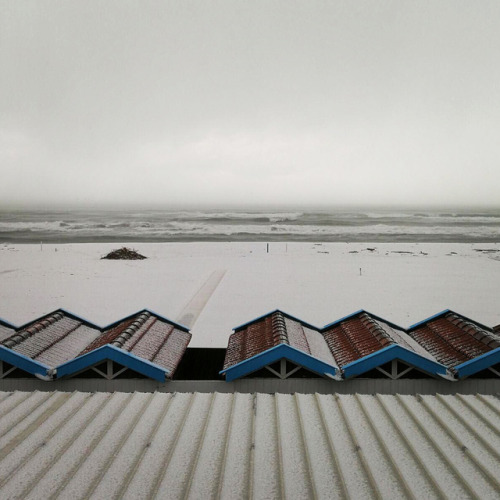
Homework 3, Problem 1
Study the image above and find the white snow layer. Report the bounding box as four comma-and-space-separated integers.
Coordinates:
1, 391, 498, 499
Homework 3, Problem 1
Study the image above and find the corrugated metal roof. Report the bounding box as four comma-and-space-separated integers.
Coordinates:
0, 390, 499, 499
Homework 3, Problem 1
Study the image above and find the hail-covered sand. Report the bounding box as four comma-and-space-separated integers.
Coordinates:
0, 241, 499, 347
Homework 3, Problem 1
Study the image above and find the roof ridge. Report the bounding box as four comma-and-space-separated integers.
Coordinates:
272, 311, 288, 345
2, 312, 64, 348
359, 313, 394, 348
124, 316, 158, 352
446, 312, 500, 349
111, 312, 151, 349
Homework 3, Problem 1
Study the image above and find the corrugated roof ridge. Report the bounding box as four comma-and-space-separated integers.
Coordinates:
446, 313, 500, 349
359, 313, 395, 348
111, 312, 151, 349
272, 311, 289, 346
2, 312, 64, 348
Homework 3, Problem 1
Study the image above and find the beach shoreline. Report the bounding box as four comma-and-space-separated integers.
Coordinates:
1, 241, 500, 348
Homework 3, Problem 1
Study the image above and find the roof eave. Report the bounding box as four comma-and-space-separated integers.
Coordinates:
220, 343, 338, 382
341, 345, 449, 379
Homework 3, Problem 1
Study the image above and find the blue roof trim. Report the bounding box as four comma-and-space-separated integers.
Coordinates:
341, 345, 448, 379
407, 310, 452, 330
407, 309, 494, 332
101, 309, 189, 332
9, 307, 189, 333
0, 316, 17, 329
233, 309, 320, 332
219, 344, 337, 382
321, 310, 365, 330
455, 347, 500, 378
57, 309, 102, 329
13, 308, 101, 331
0, 345, 50, 377
56, 344, 168, 382
322, 309, 406, 331
143, 309, 190, 332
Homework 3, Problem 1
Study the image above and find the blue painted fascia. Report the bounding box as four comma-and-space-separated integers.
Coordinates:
455, 347, 500, 378
342, 345, 448, 379
407, 310, 451, 330
407, 309, 494, 332
56, 344, 168, 382
0, 345, 51, 377
233, 309, 320, 333
0, 316, 18, 329
101, 309, 189, 333
143, 309, 190, 332
321, 310, 365, 330
322, 309, 406, 332
57, 309, 102, 329
220, 343, 337, 382
13, 308, 101, 332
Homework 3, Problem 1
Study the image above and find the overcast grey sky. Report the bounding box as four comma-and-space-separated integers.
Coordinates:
1, 1, 499, 208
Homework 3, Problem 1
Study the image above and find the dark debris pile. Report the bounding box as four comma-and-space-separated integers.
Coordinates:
101, 247, 147, 260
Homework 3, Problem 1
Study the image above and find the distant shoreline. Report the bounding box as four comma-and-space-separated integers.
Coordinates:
2, 234, 500, 244
1, 208, 500, 244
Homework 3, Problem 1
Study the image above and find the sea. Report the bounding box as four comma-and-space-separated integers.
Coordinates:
1, 208, 500, 243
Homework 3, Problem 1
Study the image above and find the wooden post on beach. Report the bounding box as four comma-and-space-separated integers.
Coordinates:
267, 243, 269, 254
40, 241, 43, 252
359, 267, 362, 276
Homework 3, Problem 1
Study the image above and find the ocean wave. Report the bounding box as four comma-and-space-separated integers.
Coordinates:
1, 209, 500, 242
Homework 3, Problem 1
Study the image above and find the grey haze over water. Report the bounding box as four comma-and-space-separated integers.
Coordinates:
1, 209, 500, 243
2, 2, 500, 209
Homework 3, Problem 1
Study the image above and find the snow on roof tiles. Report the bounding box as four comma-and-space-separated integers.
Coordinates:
322, 312, 394, 367
0, 390, 499, 499
2, 312, 101, 367
408, 312, 500, 368
0, 310, 191, 379
223, 311, 335, 371
0, 324, 15, 343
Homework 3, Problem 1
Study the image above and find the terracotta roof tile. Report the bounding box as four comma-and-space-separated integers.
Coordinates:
0, 325, 15, 343
0, 310, 190, 378
2, 312, 101, 367
223, 311, 335, 371
409, 312, 500, 368
323, 313, 394, 367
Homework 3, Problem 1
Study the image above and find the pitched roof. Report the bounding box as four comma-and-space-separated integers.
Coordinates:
323, 312, 394, 367
0, 310, 191, 380
2, 311, 101, 367
408, 311, 500, 368
223, 310, 448, 381
0, 390, 499, 499
0, 324, 15, 343
223, 311, 338, 378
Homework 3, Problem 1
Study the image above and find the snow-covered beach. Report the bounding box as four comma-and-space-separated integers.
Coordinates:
1, 241, 499, 348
